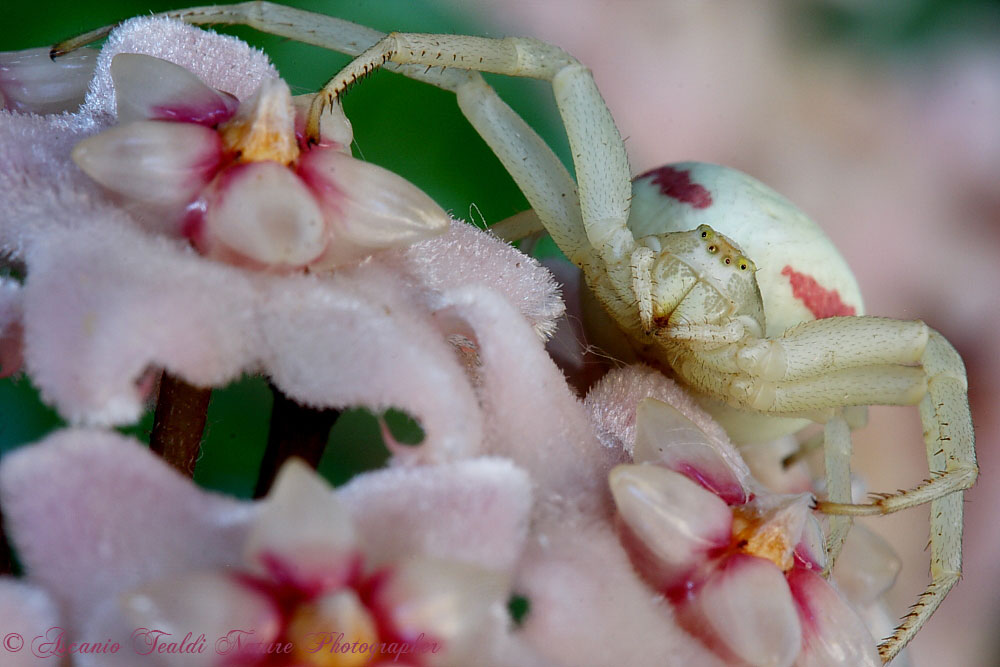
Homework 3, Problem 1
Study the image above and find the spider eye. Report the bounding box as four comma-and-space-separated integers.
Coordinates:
697, 224, 712, 239
724, 257, 731, 265
707, 245, 717, 253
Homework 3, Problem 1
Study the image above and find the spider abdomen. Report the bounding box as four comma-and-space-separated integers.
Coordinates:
631, 162, 864, 337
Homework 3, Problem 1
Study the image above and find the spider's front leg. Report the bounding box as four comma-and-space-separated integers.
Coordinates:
674, 316, 976, 663
307, 31, 638, 292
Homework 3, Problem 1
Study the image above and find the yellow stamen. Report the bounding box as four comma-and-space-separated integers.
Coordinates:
219, 78, 299, 165
287, 590, 379, 667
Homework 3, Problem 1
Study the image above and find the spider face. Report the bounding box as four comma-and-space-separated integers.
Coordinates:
641, 224, 763, 334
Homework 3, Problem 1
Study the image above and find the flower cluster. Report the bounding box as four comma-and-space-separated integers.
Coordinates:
0, 15, 898, 667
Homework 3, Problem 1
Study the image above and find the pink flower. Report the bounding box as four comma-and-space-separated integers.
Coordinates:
0, 429, 540, 666
0, 18, 563, 437
71, 53, 450, 271
598, 377, 879, 666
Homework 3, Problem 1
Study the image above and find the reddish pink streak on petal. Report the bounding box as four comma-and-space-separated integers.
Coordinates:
786, 567, 823, 630
673, 462, 749, 506
639, 166, 713, 208
781, 265, 857, 319
150, 90, 238, 127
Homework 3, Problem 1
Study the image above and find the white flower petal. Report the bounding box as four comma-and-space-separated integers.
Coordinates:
832, 524, 901, 606
378, 557, 507, 667
244, 460, 356, 585
686, 554, 801, 667
610, 464, 732, 587
111, 53, 238, 125
0, 429, 253, 640
787, 568, 879, 667
583, 366, 741, 480
256, 266, 483, 462
394, 221, 565, 340
0, 579, 60, 666
634, 397, 750, 504
516, 519, 724, 667
197, 161, 326, 268
435, 286, 610, 512
22, 219, 258, 425
122, 572, 279, 667
0, 46, 96, 114
339, 458, 532, 572
795, 514, 827, 572
299, 148, 449, 269
292, 93, 353, 149
71, 120, 221, 209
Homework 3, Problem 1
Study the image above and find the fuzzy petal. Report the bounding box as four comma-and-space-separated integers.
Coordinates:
394, 221, 565, 339
585, 365, 736, 466
72, 120, 222, 209
122, 572, 278, 667
0, 109, 108, 254
299, 148, 450, 269
0, 429, 253, 640
0, 579, 60, 666
339, 458, 532, 571
0, 47, 96, 114
111, 53, 238, 126
610, 464, 732, 587
257, 266, 482, 462
22, 220, 258, 424
685, 554, 801, 667
787, 568, 880, 667
437, 285, 611, 513
86, 17, 277, 116
633, 397, 749, 504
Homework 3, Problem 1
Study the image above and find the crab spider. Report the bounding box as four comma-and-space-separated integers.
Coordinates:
56, 3, 976, 661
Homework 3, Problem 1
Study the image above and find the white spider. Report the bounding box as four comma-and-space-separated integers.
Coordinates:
59, 3, 977, 661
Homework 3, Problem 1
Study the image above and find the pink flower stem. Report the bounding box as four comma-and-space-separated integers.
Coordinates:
253, 382, 339, 498
148, 371, 212, 478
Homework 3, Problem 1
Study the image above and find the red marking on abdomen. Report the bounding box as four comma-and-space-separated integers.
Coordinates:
781, 265, 856, 319
639, 165, 713, 209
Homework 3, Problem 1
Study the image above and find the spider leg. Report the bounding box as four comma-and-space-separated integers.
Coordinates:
818, 329, 975, 662
677, 319, 975, 663
821, 413, 853, 569
308, 32, 636, 292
